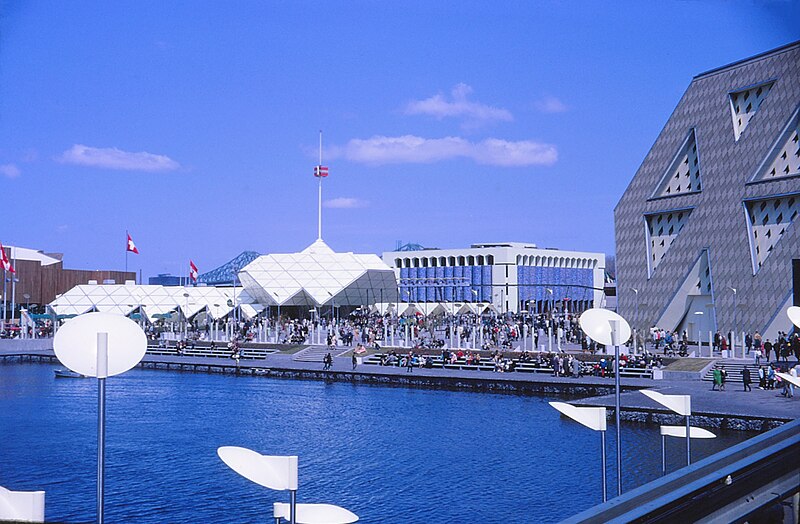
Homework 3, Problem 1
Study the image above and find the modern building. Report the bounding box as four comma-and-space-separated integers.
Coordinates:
382, 242, 606, 314
1, 244, 135, 311
49, 282, 250, 321
615, 42, 800, 341
238, 239, 398, 317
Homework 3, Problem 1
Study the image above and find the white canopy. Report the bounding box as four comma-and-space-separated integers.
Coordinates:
50, 283, 249, 321
238, 239, 398, 307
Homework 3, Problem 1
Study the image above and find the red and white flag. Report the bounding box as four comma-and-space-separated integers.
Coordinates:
0, 242, 14, 274
126, 233, 139, 254
313, 165, 329, 178
189, 260, 198, 282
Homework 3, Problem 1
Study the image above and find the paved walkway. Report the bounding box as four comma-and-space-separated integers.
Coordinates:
2, 342, 797, 424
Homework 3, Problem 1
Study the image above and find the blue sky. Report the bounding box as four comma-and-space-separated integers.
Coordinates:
1, 1, 798, 279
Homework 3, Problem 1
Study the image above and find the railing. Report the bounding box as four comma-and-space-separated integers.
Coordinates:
562, 418, 800, 523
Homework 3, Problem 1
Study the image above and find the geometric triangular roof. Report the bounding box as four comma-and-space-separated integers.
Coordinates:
239, 239, 397, 307
49, 283, 248, 320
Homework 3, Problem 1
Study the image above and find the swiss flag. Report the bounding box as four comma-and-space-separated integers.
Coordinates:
0, 242, 14, 274
189, 260, 198, 282
126, 233, 139, 254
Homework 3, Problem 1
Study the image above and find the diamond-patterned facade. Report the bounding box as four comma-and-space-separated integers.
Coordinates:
751, 105, 800, 182
615, 42, 800, 340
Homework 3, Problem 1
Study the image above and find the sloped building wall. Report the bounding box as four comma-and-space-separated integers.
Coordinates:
615, 42, 800, 340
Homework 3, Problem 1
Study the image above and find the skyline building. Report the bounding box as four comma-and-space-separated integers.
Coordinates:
615, 41, 799, 341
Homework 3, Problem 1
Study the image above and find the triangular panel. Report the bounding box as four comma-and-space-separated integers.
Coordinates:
751, 106, 800, 182
645, 209, 692, 276
652, 129, 702, 198
745, 193, 799, 273
730, 81, 774, 141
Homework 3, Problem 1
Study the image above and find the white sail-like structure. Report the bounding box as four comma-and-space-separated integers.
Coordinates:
239, 240, 398, 308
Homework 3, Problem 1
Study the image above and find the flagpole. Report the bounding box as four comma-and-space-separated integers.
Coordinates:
125, 230, 128, 274
11, 246, 16, 322
318, 130, 323, 241
2, 265, 6, 325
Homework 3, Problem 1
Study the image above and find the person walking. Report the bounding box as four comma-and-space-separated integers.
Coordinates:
742, 366, 752, 392
720, 365, 727, 391
712, 367, 722, 391
405, 351, 414, 373
352, 352, 358, 370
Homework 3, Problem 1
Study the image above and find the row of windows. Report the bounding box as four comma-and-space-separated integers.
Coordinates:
395, 255, 495, 268
515, 255, 598, 269
394, 254, 599, 269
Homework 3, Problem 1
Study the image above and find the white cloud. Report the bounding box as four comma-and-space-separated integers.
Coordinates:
59, 144, 180, 172
324, 197, 368, 209
330, 135, 557, 167
405, 83, 513, 126
0, 164, 20, 178
534, 96, 569, 114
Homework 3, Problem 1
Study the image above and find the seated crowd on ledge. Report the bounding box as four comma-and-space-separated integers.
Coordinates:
374, 347, 664, 376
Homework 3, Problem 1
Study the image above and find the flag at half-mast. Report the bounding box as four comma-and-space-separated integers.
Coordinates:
314, 165, 329, 177
126, 233, 139, 254
189, 260, 198, 282
0, 242, 15, 274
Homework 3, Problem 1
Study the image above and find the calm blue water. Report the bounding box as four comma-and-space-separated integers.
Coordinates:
0, 363, 755, 523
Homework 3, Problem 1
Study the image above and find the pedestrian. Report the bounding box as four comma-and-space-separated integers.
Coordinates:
352, 352, 358, 370
720, 366, 727, 391
742, 366, 751, 392
406, 351, 414, 373
712, 367, 721, 391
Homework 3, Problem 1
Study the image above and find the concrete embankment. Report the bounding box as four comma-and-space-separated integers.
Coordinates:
2, 341, 796, 431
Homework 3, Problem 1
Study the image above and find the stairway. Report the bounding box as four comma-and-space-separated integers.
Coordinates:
293, 345, 340, 362
701, 360, 757, 383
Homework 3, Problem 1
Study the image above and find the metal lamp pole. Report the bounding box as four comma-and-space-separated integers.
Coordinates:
631, 288, 639, 354
609, 319, 622, 497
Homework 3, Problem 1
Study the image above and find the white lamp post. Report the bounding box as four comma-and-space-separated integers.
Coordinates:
579, 308, 631, 497
550, 402, 608, 502
272, 503, 358, 524
53, 312, 147, 524
640, 390, 693, 466
218, 447, 358, 524
788, 306, 800, 328
659, 426, 716, 475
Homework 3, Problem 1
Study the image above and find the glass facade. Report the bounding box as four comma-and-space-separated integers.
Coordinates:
517, 266, 593, 303
399, 265, 492, 302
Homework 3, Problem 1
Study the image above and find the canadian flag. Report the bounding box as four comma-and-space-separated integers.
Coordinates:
0, 242, 14, 274
126, 233, 139, 254
189, 260, 198, 282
